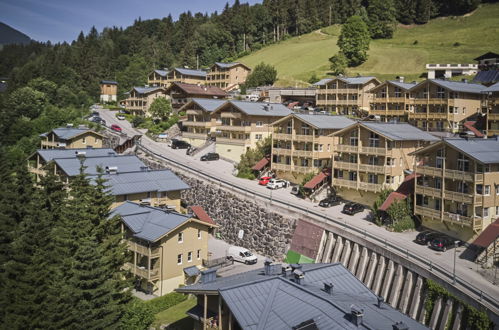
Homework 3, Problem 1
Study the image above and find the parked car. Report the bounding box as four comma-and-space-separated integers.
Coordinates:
119, 109, 130, 114
259, 176, 272, 186
290, 185, 300, 195
201, 152, 220, 161
342, 202, 364, 215
429, 236, 457, 252
170, 139, 190, 149
157, 133, 168, 139
319, 195, 343, 208
110, 124, 122, 132
227, 246, 258, 265
415, 231, 440, 245
267, 179, 290, 189
116, 114, 125, 120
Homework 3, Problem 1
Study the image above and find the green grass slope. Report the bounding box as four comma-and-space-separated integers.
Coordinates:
238, 3, 499, 86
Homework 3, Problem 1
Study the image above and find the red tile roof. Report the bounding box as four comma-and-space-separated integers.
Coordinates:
304, 169, 331, 189
472, 218, 499, 248
252, 157, 269, 171
379, 173, 418, 211
190, 205, 216, 226
171, 82, 228, 97
463, 121, 484, 138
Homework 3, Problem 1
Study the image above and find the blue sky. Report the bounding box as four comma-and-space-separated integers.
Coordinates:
0, 0, 261, 43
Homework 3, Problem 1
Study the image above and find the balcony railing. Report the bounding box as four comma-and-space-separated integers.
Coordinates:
488, 113, 499, 121
415, 185, 442, 198
317, 88, 359, 94
124, 262, 160, 280
358, 181, 384, 193
220, 112, 242, 119
359, 164, 385, 174
334, 161, 358, 171
217, 125, 252, 132
183, 121, 211, 127
443, 212, 473, 228
335, 145, 359, 153
272, 163, 315, 174
415, 205, 441, 219
293, 150, 314, 157
41, 140, 59, 147
416, 166, 480, 182
273, 133, 293, 141
185, 109, 204, 115
444, 190, 474, 204
29, 167, 46, 175
183, 132, 208, 139
294, 134, 314, 142
360, 146, 389, 156
126, 241, 160, 257
409, 113, 447, 119
273, 148, 292, 156
369, 110, 407, 116
332, 178, 358, 189
216, 137, 248, 145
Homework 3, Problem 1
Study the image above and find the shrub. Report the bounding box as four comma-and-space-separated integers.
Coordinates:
144, 292, 187, 314
391, 215, 415, 232
121, 299, 155, 330
413, 40, 418, 45
453, 42, 461, 47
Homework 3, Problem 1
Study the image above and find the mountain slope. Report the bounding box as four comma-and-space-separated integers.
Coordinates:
238, 3, 499, 86
0, 22, 31, 46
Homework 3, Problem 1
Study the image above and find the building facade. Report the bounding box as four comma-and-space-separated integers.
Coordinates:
407, 79, 484, 133
413, 138, 499, 242
123, 86, 167, 116
211, 101, 292, 162
484, 82, 499, 136
99, 80, 118, 103
148, 69, 169, 87
368, 80, 416, 122
180, 98, 226, 147
270, 113, 355, 183
207, 62, 251, 91
315, 76, 381, 115
426, 64, 478, 79
164, 82, 228, 113
40, 126, 105, 149
331, 122, 438, 204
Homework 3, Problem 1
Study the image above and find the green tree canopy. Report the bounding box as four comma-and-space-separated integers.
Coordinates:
244, 62, 278, 88
149, 97, 172, 120
337, 15, 371, 67
367, 0, 397, 39
7, 86, 47, 119
329, 52, 348, 75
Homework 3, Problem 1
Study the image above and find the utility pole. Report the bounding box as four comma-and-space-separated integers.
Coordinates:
329, 5, 332, 26
196, 54, 199, 70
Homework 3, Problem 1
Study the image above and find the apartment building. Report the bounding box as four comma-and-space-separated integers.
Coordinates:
331, 122, 438, 204
176, 262, 426, 329
113, 201, 217, 295
315, 76, 381, 115
123, 86, 167, 116
180, 98, 226, 147
407, 79, 484, 133
164, 82, 228, 112
484, 82, 499, 136
207, 62, 251, 91
148, 69, 168, 87
270, 113, 355, 182
413, 138, 499, 242
39, 126, 105, 149
211, 101, 292, 162
99, 80, 118, 103
147, 67, 207, 88
368, 80, 417, 122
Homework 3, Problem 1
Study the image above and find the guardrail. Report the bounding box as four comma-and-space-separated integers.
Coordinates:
136, 141, 499, 314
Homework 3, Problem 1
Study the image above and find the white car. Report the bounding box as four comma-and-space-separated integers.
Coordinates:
117, 115, 125, 120
227, 246, 257, 265
266, 178, 289, 190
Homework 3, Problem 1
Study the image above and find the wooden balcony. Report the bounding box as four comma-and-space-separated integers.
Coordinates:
360, 146, 389, 156
358, 181, 384, 193
218, 125, 252, 132
414, 205, 441, 219
409, 112, 447, 119
334, 161, 358, 171
372, 97, 406, 103
358, 164, 385, 174
272, 163, 315, 174
443, 212, 473, 228
416, 166, 481, 182
183, 121, 211, 128
445, 169, 476, 182
220, 112, 242, 119
416, 165, 443, 177
335, 144, 359, 153
186, 109, 204, 115
293, 150, 314, 157
317, 88, 359, 94
317, 99, 360, 106
415, 185, 442, 198
126, 241, 160, 257
41, 140, 59, 148
444, 190, 474, 204
29, 167, 46, 176
124, 262, 160, 281
273, 148, 292, 156
332, 178, 358, 189
183, 132, 208, 140
488, 113, 499, 121
273, 133, 293, 141
294, 134, 314, 142
272, 163, 292, 172
369, 110, 407, 116
216, 137, 247, 146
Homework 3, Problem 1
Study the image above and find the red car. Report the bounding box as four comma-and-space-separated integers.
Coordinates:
258, 176, 272, 185
111, 124, 122, 132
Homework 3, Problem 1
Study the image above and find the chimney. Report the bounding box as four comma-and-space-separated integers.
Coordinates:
200, 268, 217, 284
281, 265, 291, 277
377, 296, 384, 308
66, 123, 74, 128
105, 166, 118, 174
399, 76, 404, 83
264, 259, 272, 275
462, 78, 468, 83
323, 282, 334, 295
290, 264, 302, 273
392, 322, 409, 330
140, 166, 149, 172
350, 306, 364, 327
293, 269, 304, 285
75, 151, 86, 157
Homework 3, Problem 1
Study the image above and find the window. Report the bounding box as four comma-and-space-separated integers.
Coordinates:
476, 184, 483, 195
349, 130, 358, 146
286, 121, 292, 134
327, 144, 331, 152
198, 229, 201, 239
484, 208, 489, 217
435, 178, 442, 189
457, 181, 468, 194
178, 232, 183, 243
197, 249, 201, 259
436, 149, 444, 168
484, 185, 490, 195
255, 134, 263, 140
423, 196, 429, 206
368, 156, 378, 165
369, 132, 380, 147
496, 185, 499, 195
301, 124, 310, 135
318, 144, 323, 152
349, 154, 357, 163
301, 158, 309, 166
496, 206, 499, 216
256, 121, 263, 127
368, 174, 378, 184
82, 137, 86, 144
348, 171, 357, 181
123, 194, 128, 201
435, 199, 441, 211
177, 254, 182, 265
187, 252, 192, 262
457, 153, 469, 172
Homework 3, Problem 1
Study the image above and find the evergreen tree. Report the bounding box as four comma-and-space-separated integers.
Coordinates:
329, 52, 348, 75
244, 62, 278, 88
367, 0, 397, 39
337, 15, 370, 66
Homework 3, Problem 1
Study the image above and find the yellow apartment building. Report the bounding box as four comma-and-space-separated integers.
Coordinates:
164, 82, 228, 113
211, 101, 292, 162
123, 86, 167, 116
315, 76, 381, 115
207, 62, 251, 91
331, 122, 438, 204
413, 138, 499, 242
179, 98, 227, 147
113, 201, 217, 295
270, 113, 355, 183
407, 79, 484, 133
40, 126, 105, 149
368, 80, 417, 122
99, 80, 118, 103
484, 82, 499, 136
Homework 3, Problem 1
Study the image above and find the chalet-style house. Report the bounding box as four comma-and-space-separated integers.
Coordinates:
484, 82, 499, 136
270, 113, 355, 183
148, 69, 169, 87
331, 122, 438, 204
474, 52, 499, 71
39, 126, 105, 149
176, 262, 427, 329
113, 202, 217, 296
413, 138, 499, 242
315, 76, 381, 115
164, 82, 228, 112
206, 62, 251, 91
99, 80, 118, 103
179, 98, 226, 147
123, 86, 167, 116
368, 79, 417, 122
407, 79, 484, 133
211, 101, 292, 162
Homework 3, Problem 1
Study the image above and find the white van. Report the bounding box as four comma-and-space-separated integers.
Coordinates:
227, 246, 258, 265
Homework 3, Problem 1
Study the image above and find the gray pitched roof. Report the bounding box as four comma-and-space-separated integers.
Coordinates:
36, 148, 116, 162
133, 86, 164, 94
294, 114, 355, 129
473, 70, 499, 86
414, 79, 485, 94
111, 201, 193, 242
54, 155, 146, 176
484, 81, 499, 93
190, 98, 227, 112
48, 127, 94, 140
313, 76, 377, 86
445, 138, 499, 164
229, 101, 292, 117
388, 80, 417, 90
174, 68, 207, 78
313, 78, 333, 86
100, 80, 118, 85
179, 263, 427, 330
214, 62, 240, 68
97, 169, 190, 195
154, 69, 168, 77
361, 122, 439, 141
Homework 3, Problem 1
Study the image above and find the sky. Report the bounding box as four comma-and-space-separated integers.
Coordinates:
0, 0, 261, 44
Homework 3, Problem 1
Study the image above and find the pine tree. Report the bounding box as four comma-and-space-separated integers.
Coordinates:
337, 15, 370, 67
367, 0, 397, 39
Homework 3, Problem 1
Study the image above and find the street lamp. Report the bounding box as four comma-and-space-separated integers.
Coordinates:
453, 240, 460, 284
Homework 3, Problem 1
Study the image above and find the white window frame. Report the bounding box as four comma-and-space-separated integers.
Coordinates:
187, 251, 192, 262
178, 232, 183, 243
198, 229, 201, 240
256, 121, 263, 127
483, 207, 489, 217
177, 254, 182, 265
484, 185, 490, 196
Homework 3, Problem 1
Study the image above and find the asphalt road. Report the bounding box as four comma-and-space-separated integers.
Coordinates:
98, 109, 499, 308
